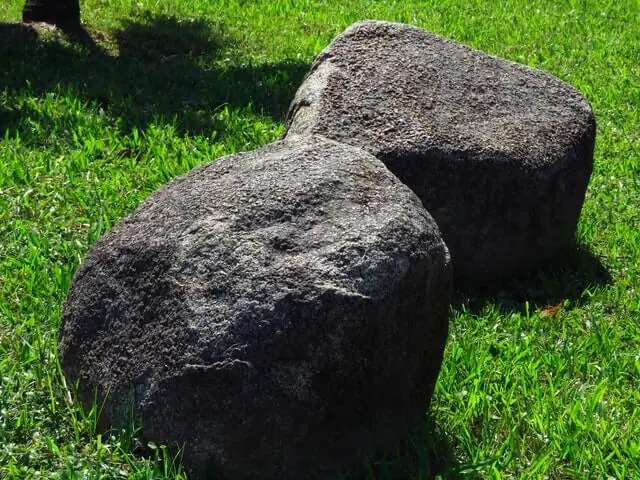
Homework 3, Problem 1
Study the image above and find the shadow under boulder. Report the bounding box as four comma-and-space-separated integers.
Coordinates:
57, 18, 603, 479
284, 20, 596, 287
60, 135, 452, 479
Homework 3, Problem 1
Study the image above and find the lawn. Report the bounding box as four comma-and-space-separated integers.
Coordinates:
1, 0, 639, 478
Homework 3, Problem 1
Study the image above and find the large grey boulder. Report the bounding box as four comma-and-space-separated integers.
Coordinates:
284, 21, 596, 285
60, 136, 452, 479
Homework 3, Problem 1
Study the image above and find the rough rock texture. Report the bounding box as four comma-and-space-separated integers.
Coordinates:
284, 21, 596, 285
60, 136, 452, 479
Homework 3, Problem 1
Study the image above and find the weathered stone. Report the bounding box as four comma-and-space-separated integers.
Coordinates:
284, 21, 596, 285
60, 136, 452, 479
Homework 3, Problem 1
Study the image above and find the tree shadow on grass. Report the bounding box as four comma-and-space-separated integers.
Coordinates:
0, 22, 40, 42
0, 13, 309, 142
453, 244, 612, 316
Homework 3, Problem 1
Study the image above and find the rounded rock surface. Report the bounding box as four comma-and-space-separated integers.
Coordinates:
284, 20, 596, 285
60, 136, 452, 479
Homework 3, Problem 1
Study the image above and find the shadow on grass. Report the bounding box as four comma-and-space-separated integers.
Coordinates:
1, 17, 472, 480
0, 13, 309, 140
352, 418, 482, 480
453, 244, 611, 315
0, 22, 40, 41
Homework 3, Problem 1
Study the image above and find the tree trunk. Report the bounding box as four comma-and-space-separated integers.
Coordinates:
22, 0, 81, 29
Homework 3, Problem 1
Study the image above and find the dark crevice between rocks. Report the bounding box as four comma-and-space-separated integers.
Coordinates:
4, 15, 605, 480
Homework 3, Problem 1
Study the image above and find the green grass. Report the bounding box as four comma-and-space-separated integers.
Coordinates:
1, 0, 639, 478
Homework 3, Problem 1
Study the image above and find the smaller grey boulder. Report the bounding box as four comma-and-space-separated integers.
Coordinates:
60, 136, 452, 479
284, 20, 596, 285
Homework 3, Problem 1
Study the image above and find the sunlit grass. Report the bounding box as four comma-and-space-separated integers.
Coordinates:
1, 0, 638, 478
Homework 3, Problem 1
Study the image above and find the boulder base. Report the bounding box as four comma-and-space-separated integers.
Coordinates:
285, 21, 595, 285
60, 136, 452, 479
